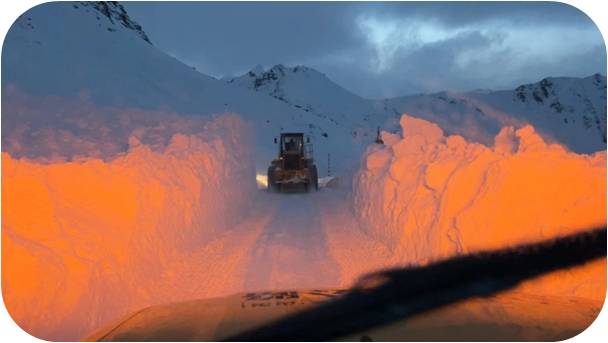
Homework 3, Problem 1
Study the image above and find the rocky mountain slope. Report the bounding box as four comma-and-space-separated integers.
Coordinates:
228, 64, 606, 154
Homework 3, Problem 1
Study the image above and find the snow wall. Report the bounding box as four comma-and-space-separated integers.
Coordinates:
1, 113, 256, 340
353, 114, 606, 300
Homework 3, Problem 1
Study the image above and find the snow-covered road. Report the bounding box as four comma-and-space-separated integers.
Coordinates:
153, 186, 382, 303
244, 191, 341, 291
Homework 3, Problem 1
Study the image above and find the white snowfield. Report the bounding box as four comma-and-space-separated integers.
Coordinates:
1, 1, 606, 341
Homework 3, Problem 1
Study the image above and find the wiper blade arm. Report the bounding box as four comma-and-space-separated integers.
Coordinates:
226, 227, 606, 341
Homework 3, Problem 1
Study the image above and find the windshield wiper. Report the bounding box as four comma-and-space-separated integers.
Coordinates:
226, 227, 606, 341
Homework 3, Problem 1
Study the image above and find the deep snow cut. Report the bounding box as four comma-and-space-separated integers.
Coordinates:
2, 114, 256, 339
353, 114, 606, 299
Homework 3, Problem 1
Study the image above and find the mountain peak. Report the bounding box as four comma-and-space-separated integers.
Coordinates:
513, 73, 606, 105
76, 1, 151, 44
250, 64, 265, 76
226, 64, 349, 95
232, 64, 326, 83
588, 72, 607, 86
270, 64, 286, 71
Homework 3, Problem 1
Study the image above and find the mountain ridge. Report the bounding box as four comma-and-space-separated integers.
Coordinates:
2, 0, 605, 178
225, 61, 606, 152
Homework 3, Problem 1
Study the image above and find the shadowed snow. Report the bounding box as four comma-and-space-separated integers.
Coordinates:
244, 192, 341, 292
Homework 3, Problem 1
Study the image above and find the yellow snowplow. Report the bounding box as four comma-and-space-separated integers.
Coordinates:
267, 133, 318, 192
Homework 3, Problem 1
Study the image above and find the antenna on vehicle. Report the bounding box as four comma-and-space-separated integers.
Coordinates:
375, 126, 384, 145
327, 153, 331, 177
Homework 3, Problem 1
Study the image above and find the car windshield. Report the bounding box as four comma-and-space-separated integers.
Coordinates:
5, 2, 606, 342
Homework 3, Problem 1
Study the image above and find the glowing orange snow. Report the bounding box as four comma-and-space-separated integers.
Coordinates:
353, 114, 606, 300
1, 115, 255, 339
1, 112, 605, 340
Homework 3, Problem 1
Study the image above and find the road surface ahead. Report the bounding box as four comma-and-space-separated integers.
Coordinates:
244, 191, 341, 291
156, 186, 392, 303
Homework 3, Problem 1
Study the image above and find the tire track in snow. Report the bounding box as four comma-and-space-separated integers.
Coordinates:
154, 196, 276, 302
319, 189, 397, 287
243, 190, 341, 292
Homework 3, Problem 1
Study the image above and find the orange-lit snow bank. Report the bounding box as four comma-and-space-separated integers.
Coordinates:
2, 114, 256, 339
353, 114, 606, 300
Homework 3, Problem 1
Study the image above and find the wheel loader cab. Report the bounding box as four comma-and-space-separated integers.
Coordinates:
279, 134, 304, 171
281, 134, 303, 155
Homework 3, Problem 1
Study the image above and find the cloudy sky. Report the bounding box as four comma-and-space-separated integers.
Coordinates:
124, 1, 606, 99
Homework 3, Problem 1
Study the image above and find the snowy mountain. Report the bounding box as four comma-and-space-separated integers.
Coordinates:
227, 64, 606, 154
380, 74, 607, 153
226, 64, 379, 129
3, 1, 605, 175
81, 2, 151, 43
509, 74, 606, 148
1, 2, 370, 175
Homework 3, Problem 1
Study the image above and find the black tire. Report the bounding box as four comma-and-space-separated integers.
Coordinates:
303, 170, 310, 192
310, 165, 319, 191
311, 165, 319, 191
267, 166, 278, 193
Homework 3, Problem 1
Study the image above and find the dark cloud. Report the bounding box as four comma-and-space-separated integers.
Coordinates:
352, 1, 595, 28
124, 1, 606, 98
124, 2, 362, 75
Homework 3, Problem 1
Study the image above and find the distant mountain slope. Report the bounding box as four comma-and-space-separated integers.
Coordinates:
227, 63, 606, 154
2, 1, 265, 115
2, 1, 604, 182
381, 74, 606, 153
226, 64, 378, 128
1, 2, 369, 175
506, 74, 606, 149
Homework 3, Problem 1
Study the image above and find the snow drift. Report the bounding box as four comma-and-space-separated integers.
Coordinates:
1, 114, 256, 340
353, 114, 606, 299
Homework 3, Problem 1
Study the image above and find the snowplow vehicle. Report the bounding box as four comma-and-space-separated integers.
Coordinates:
268, 133, 318, 192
